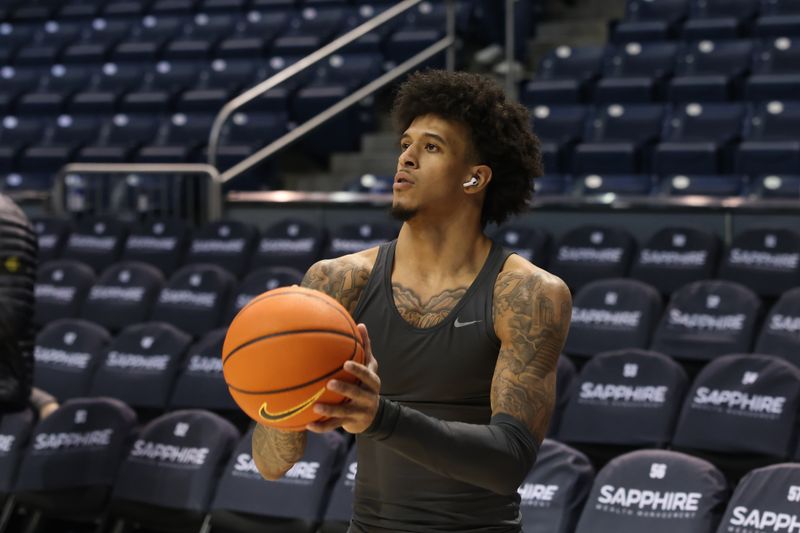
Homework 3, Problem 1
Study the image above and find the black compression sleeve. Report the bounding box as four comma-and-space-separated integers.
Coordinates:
361, 397, 539, 495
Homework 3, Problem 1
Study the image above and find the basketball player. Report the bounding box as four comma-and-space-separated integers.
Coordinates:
252, 70, 571, 532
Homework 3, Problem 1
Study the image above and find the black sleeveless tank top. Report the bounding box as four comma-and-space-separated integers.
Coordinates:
349, 239, 520, 532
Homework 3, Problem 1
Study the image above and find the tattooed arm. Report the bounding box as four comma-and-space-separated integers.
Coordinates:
251, 254, 373, 481
351, 261, 572, 495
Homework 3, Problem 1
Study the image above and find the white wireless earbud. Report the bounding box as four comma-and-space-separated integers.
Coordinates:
463, 176, 479, 188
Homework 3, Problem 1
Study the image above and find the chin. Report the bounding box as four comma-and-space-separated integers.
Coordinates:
390, 202, 418, 222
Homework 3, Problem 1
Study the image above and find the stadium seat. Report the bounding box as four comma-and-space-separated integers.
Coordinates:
682, 0, 760, 40
572, 104, 665, 174
13, 398, 137, 525
109, 410, 239, 532
755, 287, 800, 368
718, 228, 800, 298
574, 449, 728, 533
654, 102, 746, 175
252, 218, 325, 273
528, 104, 589, 174
611, 0, 690, 44
384, 29, 445, 68
668, 40, 754, 102
150, 264, 236, 337
137, 112, 216, 163
755, 173, 800, 198
30, 217, 70, 264
80, 261, 165, 332
534, 174, 572, 196
320, 444, 357, 533
521, 46, 606, 104
575, 174, 654, 196
518, 440, 594, 533
492, 225, 551, 266
0, 408, 34, 496
185, 220, 258, 279
754, 0, 800, 36
549, 355, 577, 438
661, 173, 748, 197
121, 218, 191, 277
33, 319, 111, 401
558, 349, 689, 456
211, 429, 348, 533
0, 115, 46, 171
594, 42, 678, 103
671, 354, 800, 474
169, 328, 235, 411
33, 259, 96, 327
630, 226, 721, 295
650, 280, 761, 363
736, 100, 800, 179
745, 39, 800, 101
323, 221, 398, 259
549, 225, 637, 292
715, 463, 800, 533
78, 113, 161, 162
226, 266, 305, 323
564, 278, 663, 358
60, 218, 129, 275
89, 321, 192, 410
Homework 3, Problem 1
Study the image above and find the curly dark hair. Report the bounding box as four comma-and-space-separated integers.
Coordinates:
391, 69, 542, 226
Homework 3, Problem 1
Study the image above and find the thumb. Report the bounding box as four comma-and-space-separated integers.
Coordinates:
357, 323, 376, 369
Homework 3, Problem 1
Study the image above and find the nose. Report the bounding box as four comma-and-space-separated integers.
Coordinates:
398, 144, 418, 169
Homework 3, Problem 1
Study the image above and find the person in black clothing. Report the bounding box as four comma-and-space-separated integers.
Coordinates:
0, 193, 58, 419
251, 71, 571, 532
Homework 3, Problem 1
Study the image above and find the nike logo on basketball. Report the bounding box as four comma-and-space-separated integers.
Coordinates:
258, 386, 326, 422
454, 318, 481, 328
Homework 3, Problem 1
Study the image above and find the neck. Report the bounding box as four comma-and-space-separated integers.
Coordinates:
394, 211, 492, 284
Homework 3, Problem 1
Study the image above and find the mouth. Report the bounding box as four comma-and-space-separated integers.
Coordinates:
394, 172, 414, 185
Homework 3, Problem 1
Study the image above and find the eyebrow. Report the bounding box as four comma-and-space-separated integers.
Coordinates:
401, 131, 449, 147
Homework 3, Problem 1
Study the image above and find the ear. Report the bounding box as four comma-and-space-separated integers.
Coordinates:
463, 165, 493, 194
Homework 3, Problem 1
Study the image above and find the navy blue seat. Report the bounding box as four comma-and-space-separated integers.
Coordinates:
31, 217, 71, 263
717, 464, 800, 533
138, 112, 215, 163
534, 175, 571, 196
69, 62, 146, 114
594, 42, 678, 103
718, 228, 800, 298
668, 39, 754, 102
492, 225, 550, 266
682, 0, 760, 40
251, 218, 324, 273
611, 0, 690, 43
212, 430, 347, 533
650, 280, 762, 363
324, 221, 398, 259
122, 219, 191, 278
661, 173, 748, 196
754, 0, 800, 36
0, 65, 41, 113
170, 328, 236, 410
755, 173, 800, 198
755, 287, 800, 368
521, 46, 605, 104
529, 104, 589, 174
34, 259, 95, 327
60, 218, 129, 275
384, 28, 444, 68
78, 113, 161, 163
0, 408, 34, 496
20, 114, 103, 174
518, 440, 595, 533
110, 410, 239, 532
630, 226, 721, 295
576, 174, 654, 196
320, 444, 357, 533
185, 220, 259, 279
90, 321, 193, 409
550, 225, 637, 292
745, 38, 800, 101
227, 266, 304, 322
575, 450, 728, 533
735, 100, 800, 174
550, 355, 578, 438
573, 104, 665, 174
654, 102, 746, 174
0, 115, 46, 172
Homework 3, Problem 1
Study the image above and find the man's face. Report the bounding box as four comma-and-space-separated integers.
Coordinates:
391, 114, 476, 222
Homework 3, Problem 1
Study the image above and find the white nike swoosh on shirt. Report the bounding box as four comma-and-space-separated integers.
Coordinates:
454, 318, 482, 328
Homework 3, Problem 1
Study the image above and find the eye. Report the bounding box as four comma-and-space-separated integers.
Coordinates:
400, 142, 410, 151
425, 143, 439, 152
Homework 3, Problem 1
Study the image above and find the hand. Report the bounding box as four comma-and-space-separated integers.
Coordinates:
307, 323, 380, 434
39, 401, 59, 420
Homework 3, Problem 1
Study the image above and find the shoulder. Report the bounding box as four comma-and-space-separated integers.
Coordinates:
492, 254, 572, 337
302, 247, 381, 315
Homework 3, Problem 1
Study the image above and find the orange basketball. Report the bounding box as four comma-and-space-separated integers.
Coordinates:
222, 286, 365, 431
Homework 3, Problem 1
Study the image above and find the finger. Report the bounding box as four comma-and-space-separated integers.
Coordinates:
306, 417, 343, 433
326, 379, 368, 403
358, 323, 378, 371
314, 401, 362, 419
343, 361, 380, 394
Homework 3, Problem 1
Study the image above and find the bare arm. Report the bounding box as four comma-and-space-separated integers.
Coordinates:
491, 268, 572, 442
251, 256, 371, 480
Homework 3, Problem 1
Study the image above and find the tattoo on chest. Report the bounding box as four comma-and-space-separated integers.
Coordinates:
392, 283, 468, 328
301, 260, 370, 315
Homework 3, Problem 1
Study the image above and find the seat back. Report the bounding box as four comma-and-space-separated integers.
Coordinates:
603, 42, 678, 78
0, 408, 35, 494
584, 104, 666, 143
755, 287, 800, 367
672, 353, 800, 458
90, 322, 192, 409
185, 220, 258, 278
60, 217, 129, 274
558, 349, 688, 447
575, 449, 728, 533
253, 218, 325, 272
34, 259, 95, 327
121, 218, 190, 277
227, 266, 304, 323
650, 280, 761, 362
565, 278, 663, 357
662, 102, 746, 142
323, 221, 397, 259
535, 45, 605, 81
675, 39, 753, 76
718, 228, 800, 298
550, 225, 637, 292
492, 225, 551, 266
170, 328, 235, 411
